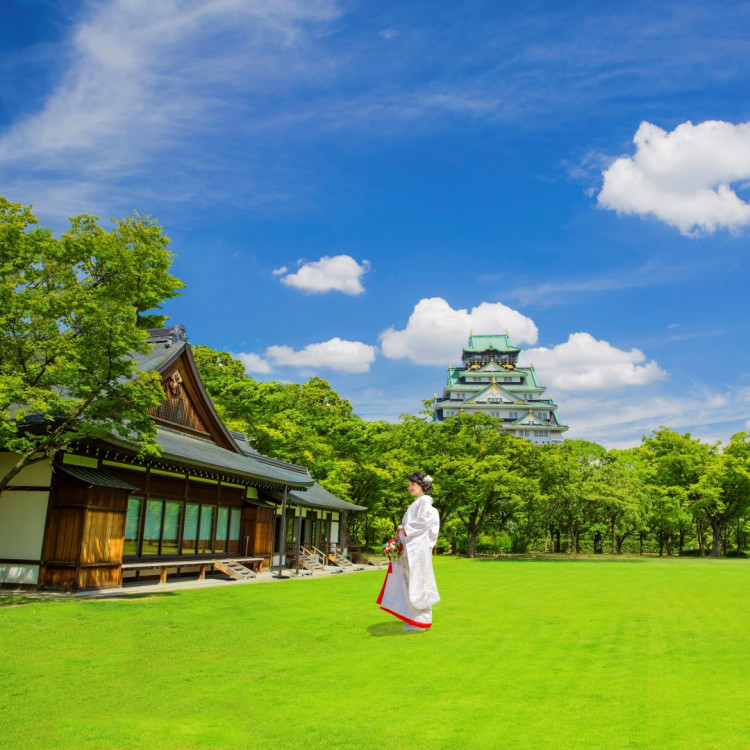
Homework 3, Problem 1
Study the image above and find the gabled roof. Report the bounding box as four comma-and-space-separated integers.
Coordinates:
136, 327, 240, 452
112, 326, 314, 489
463, 333, 520, 354
512, 411, 545, 426
462, 382, 521, 404
515, 367, 541, 388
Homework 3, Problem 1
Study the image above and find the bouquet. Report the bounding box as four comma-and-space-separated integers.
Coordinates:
384, 538, 403, 560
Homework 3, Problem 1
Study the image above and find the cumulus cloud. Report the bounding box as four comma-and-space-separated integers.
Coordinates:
598, 120, 750, 236
379, 297, 538, 365
519, 332, 667, 391
279, 255, 370, 294
265, 337, 376, 373
236, 337, 376, 374
234, 352, 273, 374
271, 266, 288, 276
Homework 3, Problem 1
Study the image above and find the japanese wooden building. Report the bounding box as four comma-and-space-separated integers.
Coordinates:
0, 325, 365, 591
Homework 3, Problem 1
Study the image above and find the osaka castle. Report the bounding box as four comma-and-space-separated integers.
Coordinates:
433, 333, 568, 445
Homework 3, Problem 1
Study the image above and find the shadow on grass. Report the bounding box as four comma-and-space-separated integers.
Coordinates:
0, 596, 36, 608
87, 591, 180, 602
367, 621, 410, 637
0, 590, 179, 606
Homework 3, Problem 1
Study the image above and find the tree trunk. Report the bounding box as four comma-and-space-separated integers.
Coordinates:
678, 530, 686, 555
737, 518, 742, 557
593, 531, 602, 554
697, 521, 705, 556
466, 528, 478, 558
711, 520, 724, 557
616, 533, 628, 554
666, 532, 673, 557
555, 529, 561, 553
569, 524, 579, 555
611, 519, 617, 555
722, 525, 731, 556
639, 531, 644, 555
658, 531, 664, 556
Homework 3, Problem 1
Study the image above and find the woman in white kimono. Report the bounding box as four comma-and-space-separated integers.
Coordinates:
377, 472, 440, 631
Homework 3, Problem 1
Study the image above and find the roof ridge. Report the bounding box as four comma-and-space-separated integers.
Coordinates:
146, 324, 187, 346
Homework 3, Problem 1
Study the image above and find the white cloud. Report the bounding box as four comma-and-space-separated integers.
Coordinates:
559, 385, 750, 448
235, 352, 272, 374
379, 297, 538, 365
598, 120, 750, 236
271, 266, 288, 276
0, 0, 340, 215
265, 337, 376, 373
279, 255, 370, 295
520, 332, 667, 391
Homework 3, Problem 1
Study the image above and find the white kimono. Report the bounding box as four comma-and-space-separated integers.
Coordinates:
377, 495, 440, 628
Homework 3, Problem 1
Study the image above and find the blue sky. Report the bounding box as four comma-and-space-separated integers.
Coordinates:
2, 0, 750, 447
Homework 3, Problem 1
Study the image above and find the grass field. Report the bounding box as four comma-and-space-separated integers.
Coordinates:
2, 555, 749, 749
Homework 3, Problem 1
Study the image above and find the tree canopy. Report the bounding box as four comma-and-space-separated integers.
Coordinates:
4, 194, 750, 558
0, 197, 184, 491
190, 347, 750, 559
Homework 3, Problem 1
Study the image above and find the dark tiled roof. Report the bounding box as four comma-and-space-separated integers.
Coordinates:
106, 427, 313, 489
229, 430, 261, 456
285, 482, 366, 512
55, 464, 137, 491
130, 340, 185, 373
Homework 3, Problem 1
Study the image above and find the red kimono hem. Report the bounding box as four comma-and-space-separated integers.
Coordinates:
376, 561, 431, 629
378, 604, 432, 629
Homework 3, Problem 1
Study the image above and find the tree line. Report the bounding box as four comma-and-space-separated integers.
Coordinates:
193, 347, 750, 559
3, 196, 749, 558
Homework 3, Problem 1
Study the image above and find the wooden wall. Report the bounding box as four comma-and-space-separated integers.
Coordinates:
41, 458, 283, 587
41, 479, 128, 590
242, 506, 275, 570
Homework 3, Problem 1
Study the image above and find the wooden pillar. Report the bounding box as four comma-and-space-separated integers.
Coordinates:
276, 486, 287, 578
313, 511, 321, 549
293, 506, 302, 574
324, 512, 332, 552
340, 511, 348, 551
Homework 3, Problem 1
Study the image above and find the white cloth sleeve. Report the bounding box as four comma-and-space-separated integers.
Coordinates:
400, 496, 440, 609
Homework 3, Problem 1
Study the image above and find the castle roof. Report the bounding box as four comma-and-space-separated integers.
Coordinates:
463, 333, 520, 354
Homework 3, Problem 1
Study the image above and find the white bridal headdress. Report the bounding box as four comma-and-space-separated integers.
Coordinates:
423, 475, 433, 483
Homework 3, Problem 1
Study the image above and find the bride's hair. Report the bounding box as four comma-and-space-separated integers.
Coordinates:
408, 471, 434, 494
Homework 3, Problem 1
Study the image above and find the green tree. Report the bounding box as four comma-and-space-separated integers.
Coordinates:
693, 432, 750, 557
193, 346, 394, 544
424, 413, 537, 557
0, 197, 183, 490
600, 448, 650, 554
539, 440, 606, 554
641, 427, 711, 555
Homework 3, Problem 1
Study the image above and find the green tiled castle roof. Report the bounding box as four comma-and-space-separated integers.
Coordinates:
463, 334, 520, 353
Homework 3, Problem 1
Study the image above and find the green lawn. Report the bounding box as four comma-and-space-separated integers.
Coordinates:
2, 556, 749, 749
